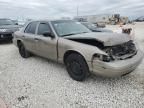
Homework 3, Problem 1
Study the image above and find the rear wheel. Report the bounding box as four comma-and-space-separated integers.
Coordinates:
65, 53, 89, 81
18, 43, 30, 58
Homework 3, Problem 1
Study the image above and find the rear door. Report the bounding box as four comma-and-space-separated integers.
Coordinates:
34, 22, 57, 61
22, 21, 38, 53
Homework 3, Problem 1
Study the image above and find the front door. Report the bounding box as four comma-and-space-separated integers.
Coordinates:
34, 22, 57, 61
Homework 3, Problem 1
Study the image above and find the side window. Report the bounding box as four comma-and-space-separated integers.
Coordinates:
25, 22, 37, 34
37, 23, 51, 35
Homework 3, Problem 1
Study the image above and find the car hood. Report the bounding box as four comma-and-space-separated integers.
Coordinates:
64, 32, 131, 46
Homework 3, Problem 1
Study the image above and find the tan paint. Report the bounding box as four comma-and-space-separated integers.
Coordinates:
13, 20, 144, 77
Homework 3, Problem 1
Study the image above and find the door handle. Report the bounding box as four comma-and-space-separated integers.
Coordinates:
22, 35, 25, 38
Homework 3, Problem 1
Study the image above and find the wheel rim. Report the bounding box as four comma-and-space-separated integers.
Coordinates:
68, 61, 83, 76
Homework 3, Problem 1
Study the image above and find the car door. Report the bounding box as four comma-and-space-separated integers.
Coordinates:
34, 22, 57, 61
22, 21, 38, 53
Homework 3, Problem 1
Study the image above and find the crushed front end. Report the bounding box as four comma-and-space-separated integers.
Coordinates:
92, 40, 144, 77
104, 40, 137, 61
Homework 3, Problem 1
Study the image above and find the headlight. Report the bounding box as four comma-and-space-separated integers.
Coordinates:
0, 29, 7, 32
93, 54, 111, 62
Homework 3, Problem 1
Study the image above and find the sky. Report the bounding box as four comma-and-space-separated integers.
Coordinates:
0, 0, 144, 20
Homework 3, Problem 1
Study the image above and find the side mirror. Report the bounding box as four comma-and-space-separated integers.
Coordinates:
42, 31, 54, 38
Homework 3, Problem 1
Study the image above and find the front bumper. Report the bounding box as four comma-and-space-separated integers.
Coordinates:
92, 50, 144, 77
0, 32, 13, 41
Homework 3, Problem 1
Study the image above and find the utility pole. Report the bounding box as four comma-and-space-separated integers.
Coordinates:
77, 5, 79, 17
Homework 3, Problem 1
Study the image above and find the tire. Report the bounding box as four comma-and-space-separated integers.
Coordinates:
65, 53, 89, 81
18, 43, 30, 58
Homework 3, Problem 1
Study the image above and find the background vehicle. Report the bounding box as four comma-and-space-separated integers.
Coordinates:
134, 16, 144, 22
0, 18, 20, 42
81, 22, 113, 32
95, 22, 106, 28
13, 20, 143, 81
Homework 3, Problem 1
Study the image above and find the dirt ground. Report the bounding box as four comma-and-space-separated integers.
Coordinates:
0, 22, 144, 108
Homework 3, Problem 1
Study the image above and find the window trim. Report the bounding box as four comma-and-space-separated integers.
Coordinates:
36, 21, 55, 37
24, 21, 38, 34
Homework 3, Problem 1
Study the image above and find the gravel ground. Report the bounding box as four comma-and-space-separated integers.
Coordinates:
0, 23, 144, 108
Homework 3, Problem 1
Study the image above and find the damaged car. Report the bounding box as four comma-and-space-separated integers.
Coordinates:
13, 20, 144, 81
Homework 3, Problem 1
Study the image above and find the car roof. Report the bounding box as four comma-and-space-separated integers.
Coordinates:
28, 19, 75, 23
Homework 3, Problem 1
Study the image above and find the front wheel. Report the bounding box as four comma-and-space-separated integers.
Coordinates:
65, 53, 90, 81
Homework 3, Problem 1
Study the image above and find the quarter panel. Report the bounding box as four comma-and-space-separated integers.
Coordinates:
57, 38, 106, 63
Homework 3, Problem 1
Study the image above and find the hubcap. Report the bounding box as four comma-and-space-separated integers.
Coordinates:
69, 61, 83, 76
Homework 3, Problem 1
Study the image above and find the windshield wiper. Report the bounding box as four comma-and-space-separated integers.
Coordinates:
61, 33, 77, 37
80, 32, 89, 34
61, 32, 89, 37
74, 32, 89, 35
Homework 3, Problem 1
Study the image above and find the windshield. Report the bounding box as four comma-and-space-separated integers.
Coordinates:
52, 20, 91, 37
0, 19, 14, 25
